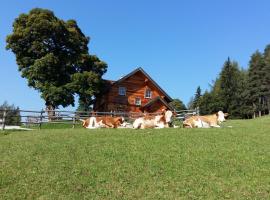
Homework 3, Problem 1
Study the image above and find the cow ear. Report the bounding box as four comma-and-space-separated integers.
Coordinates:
216, 112, 219, 116
224, 113, 229, 117
116, 117, 122, 123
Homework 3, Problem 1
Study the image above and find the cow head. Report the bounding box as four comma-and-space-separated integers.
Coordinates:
113, 117, 125, 128
164, 110, 173, 123
216, 111, 228, 123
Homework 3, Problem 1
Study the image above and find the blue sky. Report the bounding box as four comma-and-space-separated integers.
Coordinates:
1, 0, 270, 110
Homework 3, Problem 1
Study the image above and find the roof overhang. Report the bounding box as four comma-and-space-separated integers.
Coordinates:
142, 96, 174, 110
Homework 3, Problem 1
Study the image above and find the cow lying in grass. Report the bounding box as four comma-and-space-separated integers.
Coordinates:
183, 111, 228, 128
133, 110, 173, 129
81, 116, 125, 129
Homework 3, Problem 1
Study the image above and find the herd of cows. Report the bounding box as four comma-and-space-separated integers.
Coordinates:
80, 110, 229, 129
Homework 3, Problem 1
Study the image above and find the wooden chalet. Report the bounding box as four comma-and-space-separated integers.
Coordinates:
94, 67, 173, 113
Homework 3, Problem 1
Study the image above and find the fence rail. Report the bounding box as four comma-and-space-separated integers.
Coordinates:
0, 108, 199, 130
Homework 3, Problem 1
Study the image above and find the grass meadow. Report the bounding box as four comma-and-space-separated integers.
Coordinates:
1, 117, 270, 199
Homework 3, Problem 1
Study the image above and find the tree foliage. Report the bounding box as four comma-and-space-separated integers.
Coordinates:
192, 86, 202, 109
169, 99, 187, 111
196, 58, 250, 118
246, 48, 270, 117
219, 58, 243, 117
0, 101, 21, 125
70, 55, 107, 112
187, 97, 194, 109
247, 51, 265, 117
262, 46, 270, 114
192, 50, 270, 119
6, 8, 107, 112
238, 69, 253, 118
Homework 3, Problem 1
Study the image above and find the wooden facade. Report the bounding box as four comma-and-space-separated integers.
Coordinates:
94, 68, 173, 113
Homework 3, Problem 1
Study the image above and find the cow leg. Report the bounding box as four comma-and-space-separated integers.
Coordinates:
133, 118, 143, 129
86, 117, 97, 129
155, 123, 165, 129
211, 124, 220, 128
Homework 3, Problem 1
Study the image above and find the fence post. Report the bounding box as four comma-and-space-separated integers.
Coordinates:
2, 109, 7, 131
72, 113, 76, 129
39, 109, 44, 129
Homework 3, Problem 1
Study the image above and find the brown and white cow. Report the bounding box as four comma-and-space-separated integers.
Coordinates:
133, 110, 173, 129
81, 116, 125, 129
183, 111, 228, 128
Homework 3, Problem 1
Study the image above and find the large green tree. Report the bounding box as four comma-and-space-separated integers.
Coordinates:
0, 101, 21, 126
6, 8, 107, 115
197, 58, 247, 118
219, 58, 242, 117
169, 98, 187, 111
192, 86, 202, 109
70, 55, 107, 112
247, 51, 266, 117
262, 46, 270, 114
237, 69, 252, 118
197, 91, 215, 115
198, 86, 223, 115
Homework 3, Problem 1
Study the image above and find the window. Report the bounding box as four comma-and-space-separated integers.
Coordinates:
118, 87, 126, 96
135, 97, 141, 106
145, 89, 152, 98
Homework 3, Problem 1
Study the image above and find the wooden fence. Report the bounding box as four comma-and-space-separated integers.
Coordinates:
0, 108, 199, 130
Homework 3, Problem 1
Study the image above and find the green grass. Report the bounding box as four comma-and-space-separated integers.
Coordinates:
22, 122, 82, 130
1, 117, 270, 199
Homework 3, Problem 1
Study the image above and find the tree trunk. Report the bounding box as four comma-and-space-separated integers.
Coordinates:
267, 98, 270, 115
262, 96, 266, 116
253, 102, 256, 119
46, 105, 55, 121
258, 97, 261, 118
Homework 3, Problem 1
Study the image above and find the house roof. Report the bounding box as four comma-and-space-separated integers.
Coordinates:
110, 67, 173, 102
142, 96, 174, 110
104, 79, 115, 84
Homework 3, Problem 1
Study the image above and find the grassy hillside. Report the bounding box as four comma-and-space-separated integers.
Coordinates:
1, 117, 270, 199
